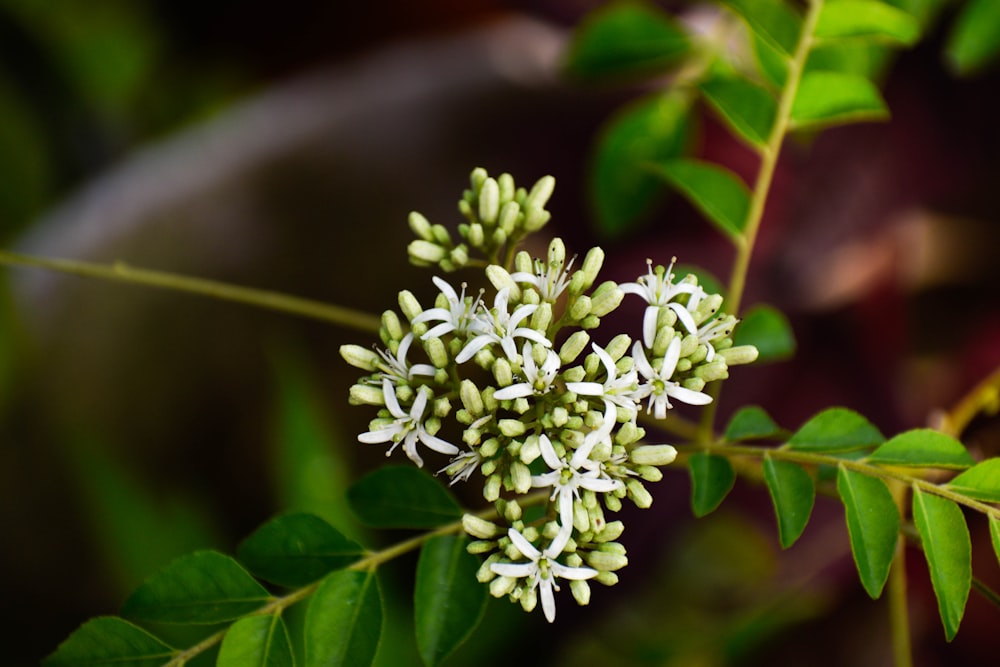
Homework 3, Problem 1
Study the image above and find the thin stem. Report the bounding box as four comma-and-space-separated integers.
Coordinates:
0, 249, 382, 333
697, 0, 824, 442
888, 481, 913, 667
941, 363, 1000, 438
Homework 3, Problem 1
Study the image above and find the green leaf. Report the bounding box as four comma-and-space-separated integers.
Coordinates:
724, 405, 782, 441
700, 76, 777, 150
806, 41, 893, 79
305, 569, 382, 667
717, 0, 802, 56
912, 488, 971, 641
787, 407, 884, 453
867, 429, 974, 469
121, 551, 272, 624
238, 513, 365, 587
43, 617, 177, 667
732, 304, 796, 362
414, 535, 488, 667
752, 32, 789, 89
790, 71, 889, 130
565, 1, 691, 80
675, 263, 725, 299
815, 1, 920, 45
652, 159, 751, 240
689, 451, 736, 517
945, 0, 1000, 75
590, 91, 693, 237
218, 614, 295, 667
990, 516, 1000, 569
946, 458, 1000, 502
763, 456, 815, 548
347, 466, 462, 529
836, 465, 899, 598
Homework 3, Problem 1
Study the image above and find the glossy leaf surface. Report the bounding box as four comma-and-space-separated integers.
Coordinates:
837, 465, 899, 598
718, 0, 802, 55
787, 408, 884, 453
689, 451, 736, 517
217, 614, 295, 667
790, 71, 889, 129
912, 488, 971, 641
725, 405, 782, 441
763, 456, 815, 548
653, 159, 750, 240
347, 466, 462, 529
867, 429, 973, 469
815, 1, 920, 45
945, 0, 1000, 75
120, 551, 272, 624
700, 76, 776, 149
238, 513, 364, 587
414, 535, 488, 666
305, 569, 382, 667
946, 458, 1000, 502
43, 617, 176, 667
990, 516, 1000, 568
732, 304, 796, 363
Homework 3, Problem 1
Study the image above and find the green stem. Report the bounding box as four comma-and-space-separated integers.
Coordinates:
888, 481, 913, 667
697, 0, 824, 443
0, 249, 382, 333
165, 492, 548, 665
942, 363, 1000, 438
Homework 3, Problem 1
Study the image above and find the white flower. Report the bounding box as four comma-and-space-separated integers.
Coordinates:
696, 315, 736, 362
510, 256, 574, 301
412, 277, 483, 339
456, 287, 551, 363
490, 527, 598, 622
619, 258, 706, 347
631, 338, 712, 419
532, 429, 622, 527
373, 332, 436, 384
358, 379, 458, 466
438, 449, 481, 485
493, 343, 562, 400
566, 342, 639, 418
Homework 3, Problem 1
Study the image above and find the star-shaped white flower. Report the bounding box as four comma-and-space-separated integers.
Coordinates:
510, 256, 575, 301
619, 258, 706, 347
373, 332, 436, 385
438, 449, 481, 485
566, 342, 639, 418
631, 338, 712, 419
696, 315, 736, 362
490, 527, 598, 623
456, 287, 551, 363
494, 343, 562, 400
358, 379, 458, 467
412, 277, 483, 339
532, 428, 622, 528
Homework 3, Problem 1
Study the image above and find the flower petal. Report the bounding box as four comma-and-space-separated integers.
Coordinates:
666, 384, 713, 406
507, 528, 542, 561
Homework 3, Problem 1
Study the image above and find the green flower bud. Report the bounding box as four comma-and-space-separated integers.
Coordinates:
683, 376, 707, 392
579, 247, 605, 290
531, 302, 552, 332
491, 227, 507, 247
629, 444, 678, 466
467, 540, 495, 554
468, 222, 485, 247
589, 281, 624, 317
626, 478, 653, 508
381, 310, 403, 342
449, 245, 469, 267
605, 334, 632, 361
503, 499, 523, 522
693, 294, 724, 324
469, 167, 488, 190
688, 344, 708, 365
569, 295, 592, 321
490, 575, 517, 598
523, 206, 550, 232
693, 361, 729, 382
547, 237, 566, 267
460, 379, 484, 416
551, 406, 569, 427
604, 494, 622, 512
594, 571, 618, 586
424, 337, 449, 368
499, 419, 526, 437
494, 357, 513, 387
480, 458, 497, 476
520, 435, 541, 464
349, 384, 384, 406
574, 502, 590, 533
676, 358, 692, 372
480, 437, 500, 457
486, 265, 520, 301
562, 366, 586, 383
433, 396, 452, 418
519, 586, 538, 612
680, 334, 699, 358
526, 175, 555, 211
408, 239, 446, 265
596, 520, 625, 543
635, 465, 663, 482
585, 549, 628, 572
339, 344, 379, 371
718, 345, 759, 365
497, 201, 521, 234
476, 553, 500, 582
408, 211, 433, 240
653, 326, 674, 357
463, 514, 501, 539
479, 177, 500, 224
497, 172, 515, 203
559, 331, 590, 364
570, 579, 592, 607
514, 251, 533, 274
511, 460, 532, 494
484, 474, 502, 501
580, 315, 601, 329
567, 270, 587, 295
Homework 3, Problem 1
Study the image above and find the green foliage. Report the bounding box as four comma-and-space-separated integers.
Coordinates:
414, 535, 488, 667
653, 159, 750, 241
590, 91, 693, 237
814, 1, 921, 45
732, 305, 796, 362
217, 614, 295, 667
689, 451, 737, 517
990, 517, 1000, 568
945, 0, 1000, 75
946, 458, 1000, 502
787, 407, 885, 453
716, 0, 802, 56
305, 569, 383, 667
346, 466, 463, 529
724, 405, 782, 441
790, 71, 889, 130
912, 488, 971, 641
43, 617, 177, 667
564, 1, 690, 81
762, 455, 815, 548
238, 513, 365, 587
699, 76, 777, 150
121, 551, 273, 624
836, 466, 899, 598
866, 429, 974, 469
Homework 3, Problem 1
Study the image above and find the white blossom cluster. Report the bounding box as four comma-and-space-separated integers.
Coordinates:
341, 169, 757, 623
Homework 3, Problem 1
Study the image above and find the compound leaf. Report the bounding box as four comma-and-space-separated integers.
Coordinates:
217, 614, 295, 667
945, 0, 1000, 75
837, 465, 899, 598
689, 451, 736, 517
912, 488, 971, 641
946, 458, 1000, 502
43, 617, 176, 667
305, 569, 382, 667
815, 1, 920, 45
653, 158, 750, 240
867, 429, 974, 469
347, 466, 462, 529
790, 71, 889, 130
700, 76, 777, 150
718, 0, 802, 56
733, 304, 796, 363
787, 408, 884, 453
763, 456, 816, 548
725, 405, 782, 441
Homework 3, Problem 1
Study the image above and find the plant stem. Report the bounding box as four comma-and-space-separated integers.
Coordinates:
888, 482, 913, 667
697, 0, 824, 443
941, 363, 1000, 438
0, 249, 382, 333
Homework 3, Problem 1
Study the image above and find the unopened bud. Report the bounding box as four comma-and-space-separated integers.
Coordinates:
463, 514, 500, 539
560, 331, 590, 364
485, 265, 520, 301
570, 579, 592, 606
547, 237, 566, 267
339, 345, 379, 371
718, 345, 759, 365
626, 478, 653, 508
629, 444, 678, 466
349, 384, 384, 406
585, 549, 628, 572
408, 240, 446, 265
381, 310, 403, 342
424, 337, 448, 368
580, 247, 605, 290
499, 419, 527, 437
408, 211, 433, 240
460, 379, 484, 415
479, 177, 500, 224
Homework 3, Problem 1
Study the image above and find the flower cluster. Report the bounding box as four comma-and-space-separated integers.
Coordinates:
342, 169, 757, 622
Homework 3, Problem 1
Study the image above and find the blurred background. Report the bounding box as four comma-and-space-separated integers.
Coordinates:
0, 1, 998, 665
